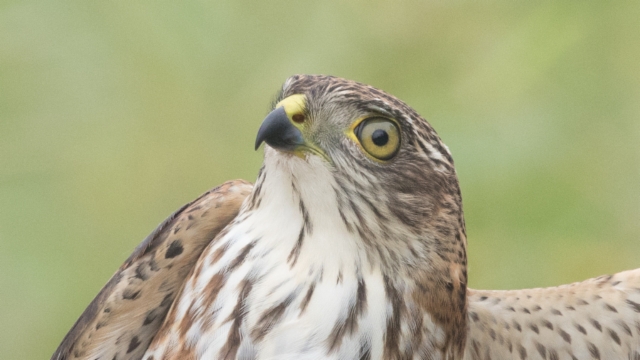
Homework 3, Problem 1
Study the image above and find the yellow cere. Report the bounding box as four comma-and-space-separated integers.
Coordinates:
276, 94, 307, 120
275, 94, 332, 163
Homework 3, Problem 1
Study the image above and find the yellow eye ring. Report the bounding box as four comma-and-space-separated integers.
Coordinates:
353, 117, 401, 160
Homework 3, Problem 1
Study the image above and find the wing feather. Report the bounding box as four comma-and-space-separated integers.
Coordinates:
52, 180, 253, 360
464, 268, 640, 359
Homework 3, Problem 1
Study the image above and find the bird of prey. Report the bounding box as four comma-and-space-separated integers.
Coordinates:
53, 75, 640, 360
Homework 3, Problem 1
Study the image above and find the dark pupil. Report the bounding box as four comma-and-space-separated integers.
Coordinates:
371, 129, 389, 146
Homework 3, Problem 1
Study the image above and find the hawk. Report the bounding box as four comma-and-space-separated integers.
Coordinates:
53, 75, 640, 360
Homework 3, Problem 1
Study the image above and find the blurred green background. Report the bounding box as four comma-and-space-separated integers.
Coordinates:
2, 1, 640, 358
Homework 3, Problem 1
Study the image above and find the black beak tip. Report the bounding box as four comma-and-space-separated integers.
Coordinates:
254, 107, 304, 152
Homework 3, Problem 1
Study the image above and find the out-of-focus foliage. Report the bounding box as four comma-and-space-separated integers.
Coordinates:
1, 1, 639, 358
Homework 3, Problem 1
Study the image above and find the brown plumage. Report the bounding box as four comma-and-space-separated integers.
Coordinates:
52, 181, 252, 360
466, 270, 640, 359
53, 75, 640, 360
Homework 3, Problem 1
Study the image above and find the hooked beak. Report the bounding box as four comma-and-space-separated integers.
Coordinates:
255, 106, 304, 151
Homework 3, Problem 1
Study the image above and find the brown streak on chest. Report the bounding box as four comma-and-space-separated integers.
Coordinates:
326, 277, 368, 353
383, 275, 404, 359
219, 278, 254, 360
251, 294, 296, 342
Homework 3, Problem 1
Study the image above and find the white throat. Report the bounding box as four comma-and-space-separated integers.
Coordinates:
247, 152, 370, 280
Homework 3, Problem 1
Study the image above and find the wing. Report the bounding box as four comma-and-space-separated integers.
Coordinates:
464, 268, 640, 360
52, 180, 253, 360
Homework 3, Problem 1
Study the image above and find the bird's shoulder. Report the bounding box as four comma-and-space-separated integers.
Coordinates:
52, 180, 253, 360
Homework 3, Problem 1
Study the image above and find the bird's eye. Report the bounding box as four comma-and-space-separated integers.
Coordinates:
353, 117, 400, 160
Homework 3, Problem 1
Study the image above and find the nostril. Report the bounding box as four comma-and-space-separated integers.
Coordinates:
292, 114, 305, 124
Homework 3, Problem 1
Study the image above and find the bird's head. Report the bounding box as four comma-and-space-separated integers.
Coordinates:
254, 75, 466, 266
